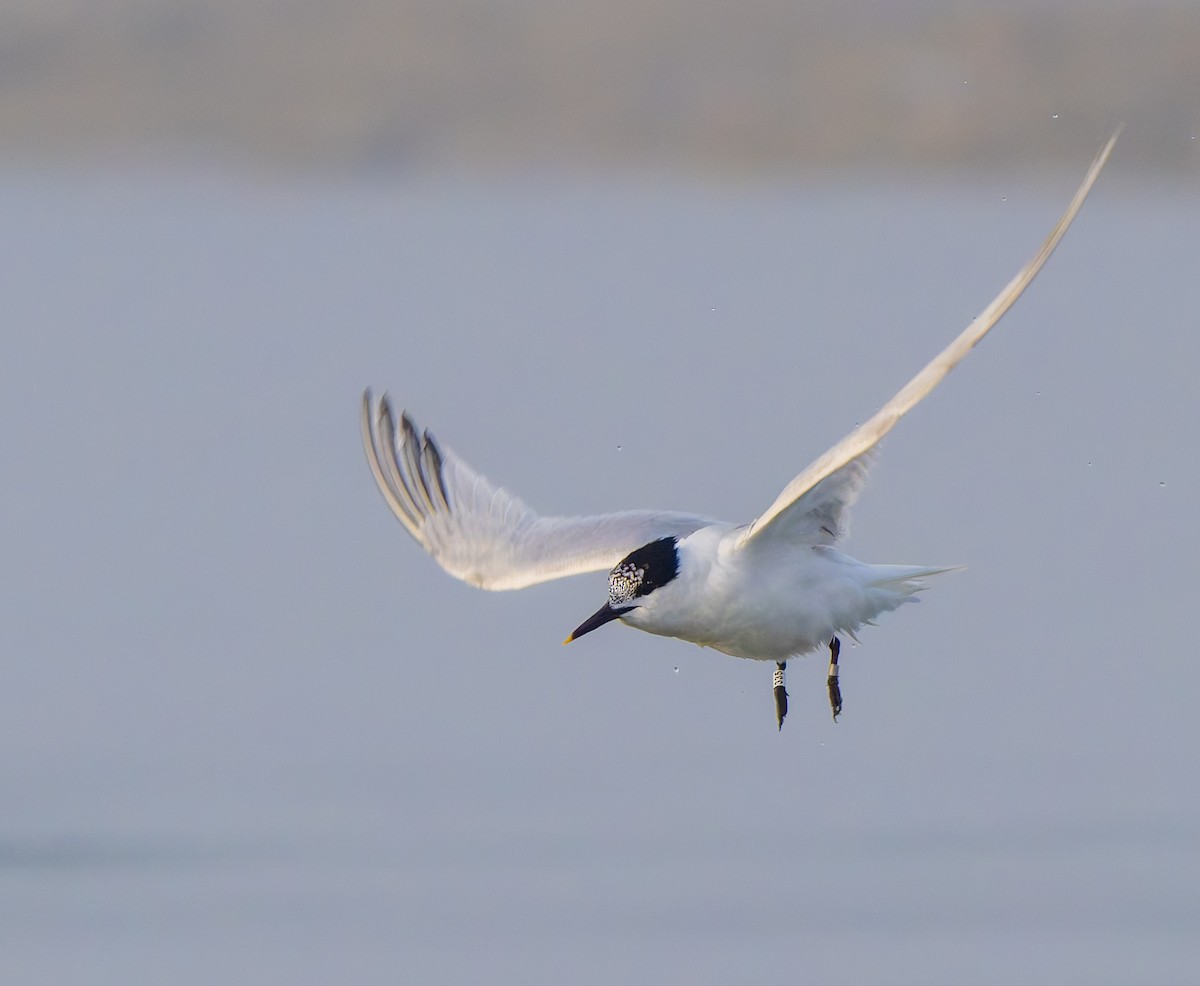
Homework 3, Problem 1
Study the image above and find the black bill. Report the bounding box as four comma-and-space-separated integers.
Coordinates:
563, 604, 634, 644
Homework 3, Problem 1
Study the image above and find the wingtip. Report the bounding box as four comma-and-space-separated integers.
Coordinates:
376, 391, 392, 427
1093, 126, 1122, 173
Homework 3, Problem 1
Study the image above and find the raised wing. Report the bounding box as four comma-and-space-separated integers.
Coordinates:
361, 392, 715, 590
738, 129, 1119, 550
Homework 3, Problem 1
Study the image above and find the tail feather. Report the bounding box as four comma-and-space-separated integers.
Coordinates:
841, 564, 962, 632
866, 563, 962, 593
804, 553, 963, 654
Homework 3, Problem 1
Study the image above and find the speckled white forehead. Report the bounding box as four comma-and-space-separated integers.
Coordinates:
608, 562, 644, 607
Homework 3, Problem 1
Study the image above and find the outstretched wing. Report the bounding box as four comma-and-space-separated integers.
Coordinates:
361, 392, 715, 590
738, 130, 1119, 550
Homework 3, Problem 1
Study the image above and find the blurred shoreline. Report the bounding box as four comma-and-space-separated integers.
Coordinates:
1, 0, 1197, 178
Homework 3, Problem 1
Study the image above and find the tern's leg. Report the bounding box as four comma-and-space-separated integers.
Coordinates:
827, 637, 842, 721
774, 661, 788, 731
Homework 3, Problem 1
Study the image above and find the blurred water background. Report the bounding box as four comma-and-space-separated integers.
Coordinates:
2, 2, 1198, 983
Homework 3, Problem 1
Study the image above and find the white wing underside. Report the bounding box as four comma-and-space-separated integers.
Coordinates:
360, 396, 714, 590
363, 131, 1116, 585
736, 130, 1118, 550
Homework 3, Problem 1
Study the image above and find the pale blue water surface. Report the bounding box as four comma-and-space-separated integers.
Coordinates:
1, 164, 1197, 984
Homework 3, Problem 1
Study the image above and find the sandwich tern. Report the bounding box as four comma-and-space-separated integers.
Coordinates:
362, 132, 1116, 729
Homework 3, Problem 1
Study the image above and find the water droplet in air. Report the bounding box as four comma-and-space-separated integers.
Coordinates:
616, 444, 622, 451
1001, 196, 1007, 202
673, 666, 680, 674
1051, 113, 1059, 120
1159, 481, 1166, 488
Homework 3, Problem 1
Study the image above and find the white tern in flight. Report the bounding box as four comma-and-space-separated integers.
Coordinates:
362, 132, 1117, 728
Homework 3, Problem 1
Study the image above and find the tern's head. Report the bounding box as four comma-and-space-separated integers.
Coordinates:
563, 537, 680, 643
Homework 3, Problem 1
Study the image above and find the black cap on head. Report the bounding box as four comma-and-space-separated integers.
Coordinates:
607, 537, 680, 606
